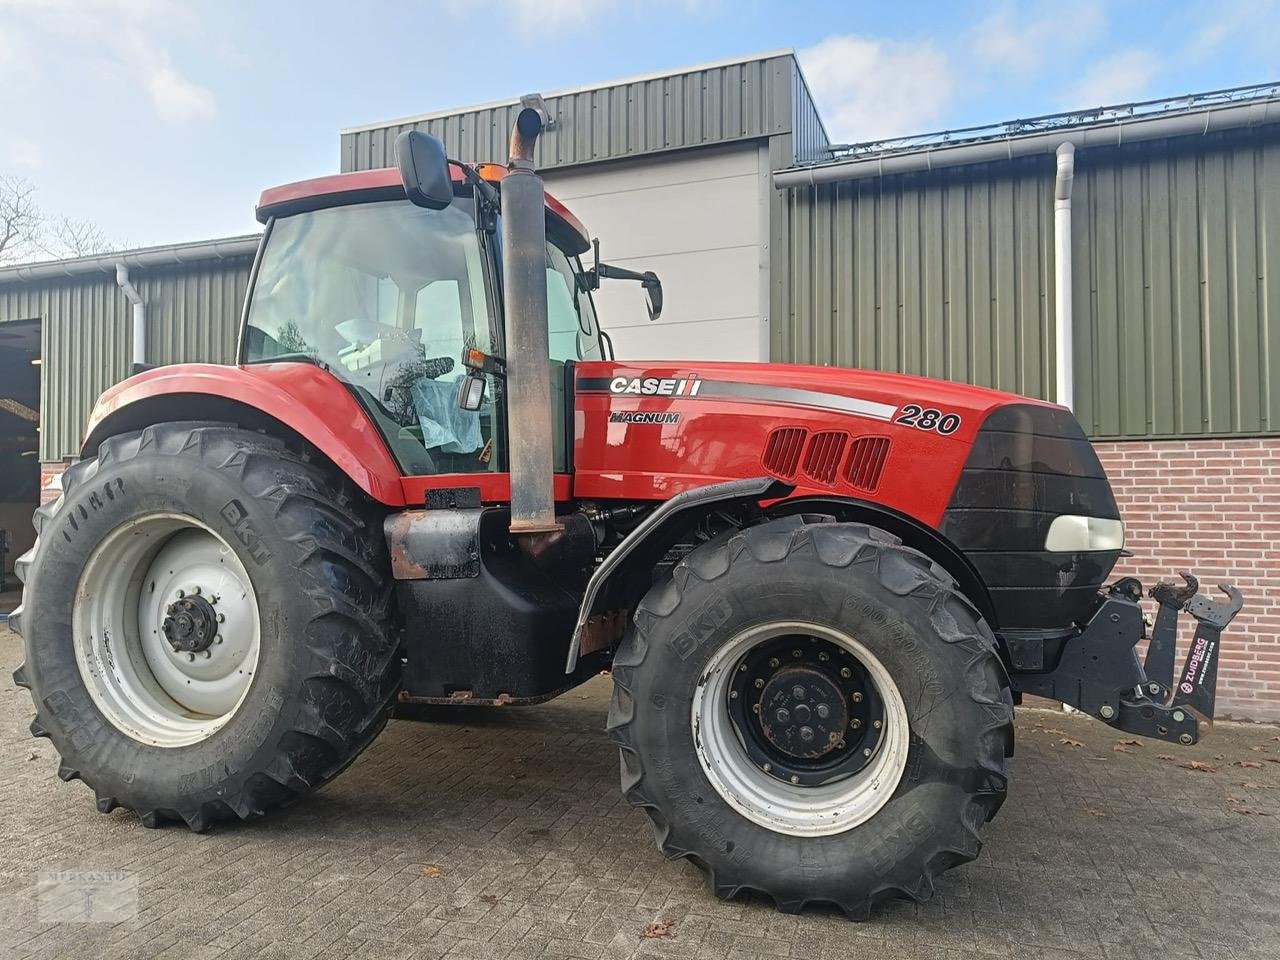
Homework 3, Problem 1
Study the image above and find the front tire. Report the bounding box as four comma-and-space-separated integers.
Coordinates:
607, 516, 1013, 917
10, 422, 399, 831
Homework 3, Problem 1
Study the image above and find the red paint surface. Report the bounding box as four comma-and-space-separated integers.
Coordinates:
86, 357, 1057, 535
573, 361, 1050, 527
257, 166, 589, 247
85, 363, 408, 507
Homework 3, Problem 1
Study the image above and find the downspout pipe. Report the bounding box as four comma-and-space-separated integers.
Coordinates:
115, 263, 147, 373
502, 107, 562, 536
1054, 142, 1075, 410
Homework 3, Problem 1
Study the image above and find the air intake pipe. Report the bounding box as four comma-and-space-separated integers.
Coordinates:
502, 107, 562, 535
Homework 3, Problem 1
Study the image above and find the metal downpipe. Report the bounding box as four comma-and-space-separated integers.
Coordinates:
1054, 142, 1075, 410
502, 107, 562, 535
116, 263, 146, 372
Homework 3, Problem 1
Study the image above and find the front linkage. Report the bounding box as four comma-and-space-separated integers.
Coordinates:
1006, 572, 1244, 745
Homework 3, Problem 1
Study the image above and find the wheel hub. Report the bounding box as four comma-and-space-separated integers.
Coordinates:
727, 635, 886, 786
162, 594, 219, 654
758, 666, 849, 760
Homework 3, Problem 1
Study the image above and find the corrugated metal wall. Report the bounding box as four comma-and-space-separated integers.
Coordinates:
341, 54, 803, 173
777, 128, 1280, 439
1072, 131, 1280, 438
0, 257, 251, 460
778, 157, 1055, 399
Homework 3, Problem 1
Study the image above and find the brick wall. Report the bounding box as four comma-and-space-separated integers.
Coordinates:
1095, 438, 1280, 722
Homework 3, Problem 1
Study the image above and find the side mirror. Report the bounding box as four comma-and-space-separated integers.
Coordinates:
394, 131, 453, 210
588, 240, 664, 322
642, 275, 663, 322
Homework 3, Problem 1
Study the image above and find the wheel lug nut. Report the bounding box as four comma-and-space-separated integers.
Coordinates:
818, 651, 829, 662
792, 685, 805, 699
816, 704, 830, 719
840, 667, 852, 679
730, 690, 739, 700
176, 589, 185, 599
202, 650, 212, 659
851, 690, 863, 703
216, 613, 225, 623
829, 731, 839, 742
191, 586, 201, 595
799, 726, 814, 742
768, 658, 779, 669
791, 649, 802, 658
863, 748, 872, 758
776, 708, 789, 723
739, 664, 747, 672
187, 653, 195, 662
754, 678, 765, 689
762, 763, 772, 773
850, 718, 861, 730
872, 719, 882, 730
215, 637, 223, 644
789, 775, 800, 784
752, 704, 760, 713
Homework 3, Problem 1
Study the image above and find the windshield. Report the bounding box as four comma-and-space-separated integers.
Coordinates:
545, 241, 603, 362
242, 199, 498, 475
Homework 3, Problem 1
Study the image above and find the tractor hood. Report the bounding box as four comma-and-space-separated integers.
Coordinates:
573, 359, 1046, 525
574, 358, 1121, 631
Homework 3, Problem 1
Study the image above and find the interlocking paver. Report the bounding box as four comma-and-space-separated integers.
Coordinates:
3, 624, 1280, 959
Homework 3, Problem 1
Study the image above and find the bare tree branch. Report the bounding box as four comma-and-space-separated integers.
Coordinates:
0, 175, 119, 263
38, 216, 116, 259
0, 175, 42, 264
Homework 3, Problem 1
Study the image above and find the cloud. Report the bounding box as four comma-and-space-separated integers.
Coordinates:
146, 57, 217, 123
799, 35, 953, 144
0, 0, 216, 125
1067, 49, 1162, 107
8, 139, 41, 170
971, 2, 1107, 76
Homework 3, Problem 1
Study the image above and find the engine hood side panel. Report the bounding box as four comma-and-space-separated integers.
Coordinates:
572, 360, 1047, 528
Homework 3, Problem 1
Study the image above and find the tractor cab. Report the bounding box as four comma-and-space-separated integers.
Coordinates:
245, 163, 605, 478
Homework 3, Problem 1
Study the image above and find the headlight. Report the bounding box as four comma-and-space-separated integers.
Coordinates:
1044, 515, 1125, 552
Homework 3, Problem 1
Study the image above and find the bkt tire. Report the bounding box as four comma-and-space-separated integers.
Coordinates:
10, 422, 398, 831
607, 516, 1013, 918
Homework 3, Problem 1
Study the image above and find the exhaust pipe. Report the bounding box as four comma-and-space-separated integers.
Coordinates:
502, 107, 562, 535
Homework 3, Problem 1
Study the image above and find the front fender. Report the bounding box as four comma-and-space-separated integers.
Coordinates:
82, 362, 406, 506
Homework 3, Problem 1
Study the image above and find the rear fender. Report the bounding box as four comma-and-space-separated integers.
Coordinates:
80, 363, 406, 506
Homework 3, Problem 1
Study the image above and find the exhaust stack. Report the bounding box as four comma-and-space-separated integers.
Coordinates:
502, 107, 562, 535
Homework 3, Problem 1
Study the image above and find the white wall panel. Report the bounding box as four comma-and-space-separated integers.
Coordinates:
543, 143, 767, 361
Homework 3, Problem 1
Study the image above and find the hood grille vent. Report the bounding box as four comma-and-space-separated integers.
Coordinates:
802, 431, 848, 485
844, 436, 891, 491
762, 427, 806, 479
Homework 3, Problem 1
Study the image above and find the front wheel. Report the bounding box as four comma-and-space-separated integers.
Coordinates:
607, 516, 1013, 917
11, 422, 399, 830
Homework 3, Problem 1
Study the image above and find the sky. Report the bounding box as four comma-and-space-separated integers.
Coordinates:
1, 0, 1277, 250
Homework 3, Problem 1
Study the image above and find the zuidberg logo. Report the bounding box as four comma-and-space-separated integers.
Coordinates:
609, 376, 703, 396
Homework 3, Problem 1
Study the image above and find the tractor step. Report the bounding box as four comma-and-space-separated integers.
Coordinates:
1005, 572, 1243, 746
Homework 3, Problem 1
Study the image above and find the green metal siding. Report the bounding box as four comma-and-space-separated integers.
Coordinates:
0, 258, 251, 461
777, 157, 1055, 398
1072, 130, 1280, 438
341, 54, 801, 173
777, 127, 1280, 439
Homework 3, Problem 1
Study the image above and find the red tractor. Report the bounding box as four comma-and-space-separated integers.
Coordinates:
10, 110, 1242, 917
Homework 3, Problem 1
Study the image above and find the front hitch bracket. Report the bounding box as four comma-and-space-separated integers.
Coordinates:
1006, 573, 1243, 746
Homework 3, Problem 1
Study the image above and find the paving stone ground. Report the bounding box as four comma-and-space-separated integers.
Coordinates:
1, 624, 1278, 960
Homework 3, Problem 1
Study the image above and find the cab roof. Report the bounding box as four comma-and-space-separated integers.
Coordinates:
256, 163, 591, 255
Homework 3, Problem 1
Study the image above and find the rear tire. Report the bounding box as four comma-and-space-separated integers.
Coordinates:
607, 516, 1013, 918
10, 422, 399, 831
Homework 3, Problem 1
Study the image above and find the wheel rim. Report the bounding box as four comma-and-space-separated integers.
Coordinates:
72, 514, 262, 748
692, 620, 910, 837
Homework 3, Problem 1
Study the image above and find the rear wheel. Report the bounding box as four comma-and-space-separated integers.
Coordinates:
11, 422, 399, 830
608, 516, 1013, 917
